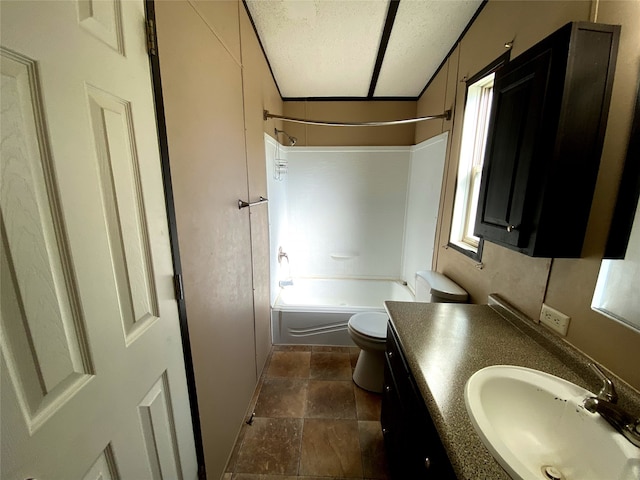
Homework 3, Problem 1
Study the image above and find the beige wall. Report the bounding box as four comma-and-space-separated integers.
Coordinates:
155, 1, 283, 477
282, 100, 416, 146
239, 5, 284, 377
418, 0, 640, 390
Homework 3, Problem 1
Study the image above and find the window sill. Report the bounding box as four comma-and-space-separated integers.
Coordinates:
448, 238, 484, 262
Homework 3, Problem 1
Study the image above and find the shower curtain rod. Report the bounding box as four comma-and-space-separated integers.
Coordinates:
263, 109, 451, 127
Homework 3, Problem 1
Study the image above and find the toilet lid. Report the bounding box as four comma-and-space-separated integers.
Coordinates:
348, 312, 388, 339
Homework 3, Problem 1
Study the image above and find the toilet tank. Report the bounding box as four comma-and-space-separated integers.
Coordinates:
415, 271, 468, 303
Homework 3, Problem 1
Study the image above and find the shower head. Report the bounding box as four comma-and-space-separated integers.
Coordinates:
274, 128, 297, 146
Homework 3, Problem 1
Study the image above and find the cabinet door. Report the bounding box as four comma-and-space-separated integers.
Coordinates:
382, 326, 455, 479
474, 49, 553, 247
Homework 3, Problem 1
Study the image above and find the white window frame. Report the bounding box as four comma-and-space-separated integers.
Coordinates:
450, 72, 495, 255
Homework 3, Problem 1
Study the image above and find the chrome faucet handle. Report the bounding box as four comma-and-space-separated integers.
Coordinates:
277, 246, 289, 264
589, 363, 618, 404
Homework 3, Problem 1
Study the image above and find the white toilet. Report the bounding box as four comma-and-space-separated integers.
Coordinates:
348, 271, 468, 392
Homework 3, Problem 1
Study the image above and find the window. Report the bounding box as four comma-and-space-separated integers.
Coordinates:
449, 54, 509, 260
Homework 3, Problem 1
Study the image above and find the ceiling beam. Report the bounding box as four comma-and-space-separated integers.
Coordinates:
367, 0, 400, 98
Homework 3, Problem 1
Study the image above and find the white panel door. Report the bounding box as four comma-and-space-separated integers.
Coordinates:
0, 1, 197, 479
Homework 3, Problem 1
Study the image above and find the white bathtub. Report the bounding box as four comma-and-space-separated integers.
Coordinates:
271, 278, 414, 345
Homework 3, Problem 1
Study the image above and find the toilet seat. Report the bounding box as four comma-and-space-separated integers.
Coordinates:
348, 312, 388, 340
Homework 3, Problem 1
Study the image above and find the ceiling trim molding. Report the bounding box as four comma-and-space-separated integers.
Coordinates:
241, 0, 282, 98
417, 0, 488, 100
282, 96, 417, 102
367, 0, 401, 98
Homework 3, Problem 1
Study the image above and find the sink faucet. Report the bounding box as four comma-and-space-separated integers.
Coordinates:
583, 363, 640, 448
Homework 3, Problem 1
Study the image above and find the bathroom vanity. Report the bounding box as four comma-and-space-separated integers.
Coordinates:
381, 296, 640, 479
381, 323, 456, 478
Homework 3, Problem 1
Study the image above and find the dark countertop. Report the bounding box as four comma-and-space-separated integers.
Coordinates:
384, 296, 640, 479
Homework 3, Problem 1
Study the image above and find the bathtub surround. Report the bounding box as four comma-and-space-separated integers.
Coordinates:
286, 145, 411, 279
265, 136, 290, 306
402, 132, 449, 293
266, 134, 447, 291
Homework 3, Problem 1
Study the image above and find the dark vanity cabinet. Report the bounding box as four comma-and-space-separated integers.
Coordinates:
381, 324, 455, 479
474, 22, 620, 257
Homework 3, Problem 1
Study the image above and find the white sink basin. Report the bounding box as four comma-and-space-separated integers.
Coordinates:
464, 365, 640, 480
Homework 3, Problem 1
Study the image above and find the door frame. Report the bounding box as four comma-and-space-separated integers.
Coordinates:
144, 1, 206, 477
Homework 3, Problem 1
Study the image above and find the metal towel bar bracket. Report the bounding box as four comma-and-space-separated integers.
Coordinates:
238, 196, 268, 209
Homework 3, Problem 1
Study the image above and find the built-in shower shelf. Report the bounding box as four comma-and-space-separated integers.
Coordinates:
330, 253, 359, 260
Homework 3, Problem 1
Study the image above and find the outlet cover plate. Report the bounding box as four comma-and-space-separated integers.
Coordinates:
540, 303, 571, 336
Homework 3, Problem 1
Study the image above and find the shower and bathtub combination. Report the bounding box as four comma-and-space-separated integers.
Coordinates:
265, 131, 455, 354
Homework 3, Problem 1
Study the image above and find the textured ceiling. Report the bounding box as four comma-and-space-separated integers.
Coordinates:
245, 0, 484, 99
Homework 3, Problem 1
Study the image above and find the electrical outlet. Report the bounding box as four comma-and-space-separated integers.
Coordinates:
539, 303, 571, 336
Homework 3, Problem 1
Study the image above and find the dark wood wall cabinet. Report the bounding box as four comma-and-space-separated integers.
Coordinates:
474, 22, 620, 257
381, 323, 455, 479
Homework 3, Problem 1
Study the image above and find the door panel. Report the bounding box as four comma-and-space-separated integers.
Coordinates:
86, 85, 159, 343
1, 49, 93, 429
138, 373, 184, 480
0, 1, 196, 479
82, 446, 119, 480
77, 0, 125, 55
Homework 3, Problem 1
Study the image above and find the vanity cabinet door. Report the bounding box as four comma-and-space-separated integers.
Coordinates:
474, 21, 619, 257
382, 324, 455, 479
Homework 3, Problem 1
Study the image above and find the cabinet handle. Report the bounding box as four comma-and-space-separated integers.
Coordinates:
382, 427, 389, 435
385, 385, 391, 393
424, 457, 431, 470
506, 224, 518, 233
388, 351, 393, 358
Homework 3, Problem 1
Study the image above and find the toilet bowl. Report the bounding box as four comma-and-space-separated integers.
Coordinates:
348, 312, 388, 392
348, 271, 468, 393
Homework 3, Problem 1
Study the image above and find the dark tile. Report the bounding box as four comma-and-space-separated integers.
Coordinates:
268, 351, 311, 378
306, 380, 356, 419
310, 352, 352, 380
299, 419, 363, 478
232, 475, 298, 480
226, 420, 250, 473
358, 421, 390, 479
235, 417, 303, 475
312, 345, 352, 353
296, 477, 350, 480
254, 377, 308, 418
273, 345, 312, 352
354, 386, 381, 421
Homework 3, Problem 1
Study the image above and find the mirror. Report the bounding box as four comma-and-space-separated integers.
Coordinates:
592, 81, 640, 330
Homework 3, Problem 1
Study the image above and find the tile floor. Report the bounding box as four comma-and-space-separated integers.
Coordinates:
223, 345, 390, 480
